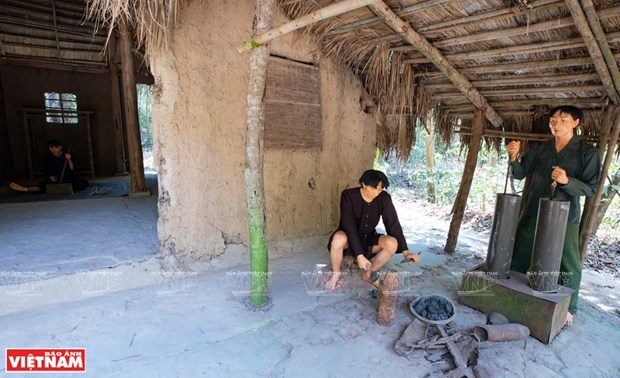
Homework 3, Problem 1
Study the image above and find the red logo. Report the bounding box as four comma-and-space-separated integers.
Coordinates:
5, 348, 86, 373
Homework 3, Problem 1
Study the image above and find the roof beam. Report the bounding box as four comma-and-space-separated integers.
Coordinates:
368, 0, 503, 127
418, 0, 562, 33
564, 0, 619, 103
326, 0, 456, 35
442, 97, 607, 108
426, 73, 601, 89
373, 5, 619, 46
580, 0, 620, 94
415, 53, 620, 76
239, 0, 374, 51
433, 85, 604, 99
403, 32, 620, 64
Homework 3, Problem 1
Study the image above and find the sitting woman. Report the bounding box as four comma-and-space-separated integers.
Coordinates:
10, 139, 89, 193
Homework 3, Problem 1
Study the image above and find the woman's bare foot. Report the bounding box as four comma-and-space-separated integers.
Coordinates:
362, 269, 380, 289
9, 182, 30, 192
324, 272, 342, 291
565, 312, 574, 326
9, 182, 40, 192
400, 251, 421, 264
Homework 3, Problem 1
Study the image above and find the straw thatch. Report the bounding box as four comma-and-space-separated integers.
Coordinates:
2, 0, 619, 157
274, 0, 620, 157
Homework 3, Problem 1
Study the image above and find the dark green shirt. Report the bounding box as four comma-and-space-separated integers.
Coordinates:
510, 136, 601, 224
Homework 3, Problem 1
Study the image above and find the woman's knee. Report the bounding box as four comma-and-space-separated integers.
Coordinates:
379, 235, 398, 253
331, 231, 348, 249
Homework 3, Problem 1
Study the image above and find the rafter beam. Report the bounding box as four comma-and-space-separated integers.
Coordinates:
560, 0, 618, 103
418, 0, 562, 33
371, 5, 619, 47
403, 32, 620, 64
433, 85, 604, 99
239, 0, 374, 51
414, 53, 620, 77
326, 0, 455, 35
580, 0, 620, 93
441, 97, 606, 108
426, 73, 601, 89
368, 0, 503, 127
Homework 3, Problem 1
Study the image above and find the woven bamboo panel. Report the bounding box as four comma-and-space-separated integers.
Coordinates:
265, 56, 321, 149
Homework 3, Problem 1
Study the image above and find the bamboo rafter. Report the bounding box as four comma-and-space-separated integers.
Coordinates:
239, 0, 374, 51
564, 0, 619, 103
368, 0, 503, 127
580, 0, 620, 93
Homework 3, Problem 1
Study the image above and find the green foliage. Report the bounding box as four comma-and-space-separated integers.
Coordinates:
137, 84, 153, 149
373, 148, 390, 173
381, 128, 525, 210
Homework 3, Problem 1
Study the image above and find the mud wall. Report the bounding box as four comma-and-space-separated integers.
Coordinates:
151, 1, 376, 268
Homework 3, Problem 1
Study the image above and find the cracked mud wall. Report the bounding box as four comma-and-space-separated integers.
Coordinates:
150, 0, 376, 268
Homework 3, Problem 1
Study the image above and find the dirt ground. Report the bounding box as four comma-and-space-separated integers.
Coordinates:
1, 180, 619, 376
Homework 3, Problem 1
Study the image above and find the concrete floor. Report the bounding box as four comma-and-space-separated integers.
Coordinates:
1, 176, 619, 377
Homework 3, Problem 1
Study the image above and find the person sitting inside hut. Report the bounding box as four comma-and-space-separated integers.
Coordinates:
324, 169, 420, 290
10, 139, 89, 193
506, 105, 601, 327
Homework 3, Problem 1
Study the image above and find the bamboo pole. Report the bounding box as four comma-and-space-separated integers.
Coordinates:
445, 108, 484, 252
443, 97, 606, 108
579, 107, 620, 262
564, 0, 619, 104
455, 128, 616, 144
433, 85, 604, 99
408, 41, 574, 63
580, 0, 620, 93
118, 17, 147, 193
455, 54, 620, 75
238, 0, 373, 52
368, 0, 503, 128
433, 6, 620, 48
579, 106, 615, 245
426, 73, 601, 89
326, 0, 455, 35
419, 0, 561, 33
244, 0, 275, 309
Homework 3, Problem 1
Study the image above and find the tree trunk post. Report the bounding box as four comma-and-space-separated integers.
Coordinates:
119, 17, 147, 193
579, 107, 620, 262
445, 108, 484, 253
107, 31, 128, 174
579, 106, 615, 239
424, 112, 436, 203
244, 0, 275, 309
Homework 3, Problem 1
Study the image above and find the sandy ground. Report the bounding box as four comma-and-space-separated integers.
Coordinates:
1, 182, 619, 377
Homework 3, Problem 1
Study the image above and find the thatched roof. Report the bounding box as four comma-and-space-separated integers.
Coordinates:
275, 0, 620, 158
2, 0, 619, 158
0, 0, 109, 70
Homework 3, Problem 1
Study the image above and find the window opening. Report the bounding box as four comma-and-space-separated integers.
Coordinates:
44, 92, 78, 124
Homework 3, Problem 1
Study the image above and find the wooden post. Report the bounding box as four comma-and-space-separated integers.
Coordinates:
579, 107, 620, 262
107, 32, 128, 174
118, 17, 147, 193
579, 106, 615, 239
244, 0, 275, 309
424, 112, 436, 203
445, 108, 484, 253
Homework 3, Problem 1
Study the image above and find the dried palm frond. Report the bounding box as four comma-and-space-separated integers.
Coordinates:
85, 0, 186, 61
